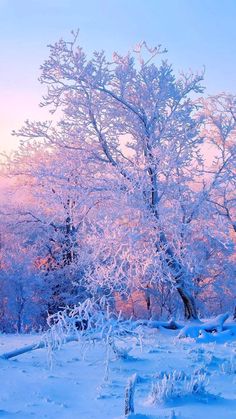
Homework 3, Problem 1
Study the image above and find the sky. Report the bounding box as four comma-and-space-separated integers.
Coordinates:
0, 0, 236, 153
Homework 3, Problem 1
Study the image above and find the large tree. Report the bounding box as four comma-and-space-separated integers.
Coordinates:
13, 34, 235, 320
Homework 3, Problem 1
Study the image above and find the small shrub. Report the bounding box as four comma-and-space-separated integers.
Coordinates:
147, 370, 208, 405
220, 357, 236, 375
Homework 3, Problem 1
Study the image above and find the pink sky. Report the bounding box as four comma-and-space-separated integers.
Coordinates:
0, 87, 49, 153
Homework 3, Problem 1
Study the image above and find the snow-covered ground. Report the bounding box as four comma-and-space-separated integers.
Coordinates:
0, 326, 236, 419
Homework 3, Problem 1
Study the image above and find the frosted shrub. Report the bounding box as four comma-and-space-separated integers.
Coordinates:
46, 297, 104, 338
43, 325, 65, 368
47, 297, 111, 341
185, 372, 208, 395
149, 370, 185, 404
44, 297, 138, 362
148, 370, 208, 405
220, 357, 236, 375
108, 335, 133, 360
96, 345, 111, 399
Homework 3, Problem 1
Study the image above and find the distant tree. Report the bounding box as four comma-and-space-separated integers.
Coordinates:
0, 144, 101, 323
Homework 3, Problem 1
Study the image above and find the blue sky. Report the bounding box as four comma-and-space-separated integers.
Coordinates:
0, 0, 236, 151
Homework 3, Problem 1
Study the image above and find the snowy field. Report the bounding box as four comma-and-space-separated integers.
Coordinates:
0, 324, 236, 419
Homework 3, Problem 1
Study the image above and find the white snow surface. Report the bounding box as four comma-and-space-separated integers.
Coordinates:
0, 326, 236, 419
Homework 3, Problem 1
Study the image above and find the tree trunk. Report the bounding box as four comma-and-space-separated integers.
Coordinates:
156, 232, 198, 320
146, 159, 198, 321
177, 286, 198, 320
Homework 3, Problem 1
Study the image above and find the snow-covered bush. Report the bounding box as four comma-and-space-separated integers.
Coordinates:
108, 336, 133, 360
147, 370, 208, 405
220, 357, 236, 375
43, 296, 139, 362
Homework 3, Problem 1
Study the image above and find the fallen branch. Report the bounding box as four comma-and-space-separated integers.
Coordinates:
135, 318, 183, 330
178, 313, 230, 339
0, 336, 77, 360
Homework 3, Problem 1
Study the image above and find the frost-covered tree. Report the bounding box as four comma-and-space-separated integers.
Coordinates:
198, 94, 236, 314
0, 143, 103, 325
9, 33, 236, 321
3, 33, 232, 324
